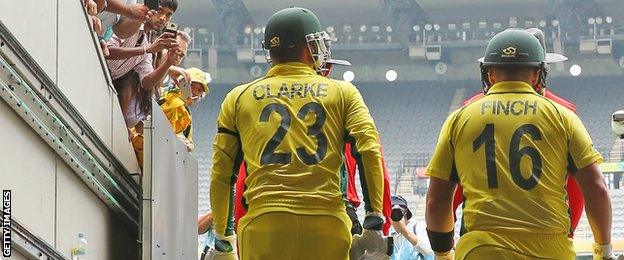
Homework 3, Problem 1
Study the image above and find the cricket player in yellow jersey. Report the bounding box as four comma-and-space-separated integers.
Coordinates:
425, 30, 615, 260
209, 7, 386, 260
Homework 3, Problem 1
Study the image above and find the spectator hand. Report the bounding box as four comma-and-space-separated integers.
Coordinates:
100, 39, 110, 57
165, 45, 184, 65
126, 4, 149, 21
176, 133, 194, 152
145, 9, 158, 22
84, 0, 98, 15
91, 16, 103, 36
390, 218, 409, 235
169, 66, 190, 85
148, 33, 179, 54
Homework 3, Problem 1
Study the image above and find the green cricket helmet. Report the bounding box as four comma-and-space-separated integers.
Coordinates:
478, 28, 567, 64
479, 29, 548, 93
481, 29, 545, 66
263, 7, 331, 72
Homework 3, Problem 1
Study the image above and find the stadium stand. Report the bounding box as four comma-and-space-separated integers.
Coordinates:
358, 82, 456, 174
192, 84, 228, 213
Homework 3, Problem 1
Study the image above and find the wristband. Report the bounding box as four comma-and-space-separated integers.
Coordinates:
426, 229, 454, 253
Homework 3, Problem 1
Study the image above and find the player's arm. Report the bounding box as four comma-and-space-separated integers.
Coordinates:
426, 177, 456, 236
198, 211, 214, 235
565, 111, 614, 259
573, 164, 611, 244
381, 158, 393, 235
343, 84, 384, 220
342, 83, 387, 255
209, 90, 243, 254
425, 111, 459, 258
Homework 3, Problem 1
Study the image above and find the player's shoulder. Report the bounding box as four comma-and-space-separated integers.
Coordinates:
544, 89, 577, 112
327, 78, 361, 95
533, 93, 582, 127
223, 78, 267, 102
537, 93, 573, 115
462, 92, 485, 106
327, 78, 356, 87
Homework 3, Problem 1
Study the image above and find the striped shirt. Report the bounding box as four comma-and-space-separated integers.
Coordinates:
106, 26, 154, 82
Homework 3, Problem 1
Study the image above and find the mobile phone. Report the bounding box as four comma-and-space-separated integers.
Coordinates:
144, 0, 159, 11
164, 22, 179, 36
179, 80, 192, 100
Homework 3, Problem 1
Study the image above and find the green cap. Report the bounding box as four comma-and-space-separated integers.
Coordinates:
263, 7, 323, 50
481, 30, 545, 67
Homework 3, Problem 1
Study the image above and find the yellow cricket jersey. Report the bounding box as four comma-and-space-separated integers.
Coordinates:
210, 62, 385, 236
427, 81, 603, 235
160, 91, 192, 134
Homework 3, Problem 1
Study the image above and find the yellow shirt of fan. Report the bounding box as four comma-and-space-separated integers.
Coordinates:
210, 62, 384, 236
427, 81, 603, 235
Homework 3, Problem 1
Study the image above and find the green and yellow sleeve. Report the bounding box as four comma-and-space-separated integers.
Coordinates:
427, 110, 459, 182
342, 82, 384, 214
564, 110, 603, 172
210, 87, 244, 237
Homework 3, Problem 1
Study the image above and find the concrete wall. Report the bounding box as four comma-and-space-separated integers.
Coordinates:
0, 0, 140, 174
0, 0, 140, 258
0, 99, 138, 259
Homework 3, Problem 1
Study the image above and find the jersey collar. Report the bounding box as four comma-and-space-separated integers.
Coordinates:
486, 81, 537, 95
266, 62, 317, 77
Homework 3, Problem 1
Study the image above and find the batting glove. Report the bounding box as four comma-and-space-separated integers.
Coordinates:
209, 234, 237, 260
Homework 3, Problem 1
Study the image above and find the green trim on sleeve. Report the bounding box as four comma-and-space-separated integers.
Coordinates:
225, 144, 243, 236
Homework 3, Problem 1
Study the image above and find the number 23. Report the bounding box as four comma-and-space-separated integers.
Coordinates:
259, 102, 328, 166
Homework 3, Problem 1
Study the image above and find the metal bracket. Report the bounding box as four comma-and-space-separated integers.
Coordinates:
11, 219, 68, 260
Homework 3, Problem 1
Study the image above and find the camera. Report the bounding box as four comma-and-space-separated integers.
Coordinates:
164, 22, 178, 36
391, 205, 404, 221
612, 110, 624, 139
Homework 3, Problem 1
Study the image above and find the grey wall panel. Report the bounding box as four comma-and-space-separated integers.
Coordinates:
111, 100, 141, 174
147, 101, 198, 259
56, 0, 113, 147
0, 0, 57, 82
55, 160, 113, 260
0, 101, 56, 244
151, 125, 180, 258
183, 156, 199, 258
2, 0, 140, 174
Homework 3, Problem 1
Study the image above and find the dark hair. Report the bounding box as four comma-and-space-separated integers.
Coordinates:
269, 43, 306, 64
490, 65, 539, 82
159, 0, 178, 12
